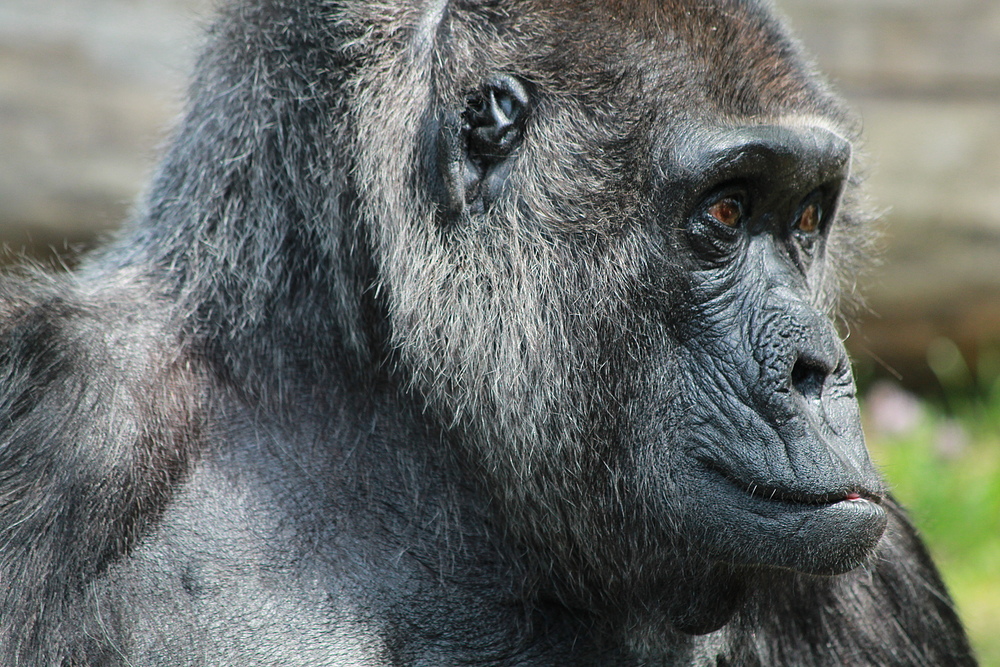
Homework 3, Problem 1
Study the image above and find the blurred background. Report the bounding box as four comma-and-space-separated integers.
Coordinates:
1, 0, 998, 661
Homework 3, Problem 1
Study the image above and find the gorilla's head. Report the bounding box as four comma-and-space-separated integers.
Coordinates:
332, 0, 884, 636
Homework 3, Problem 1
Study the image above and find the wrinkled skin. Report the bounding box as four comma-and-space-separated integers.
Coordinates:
0, 0, 977, 665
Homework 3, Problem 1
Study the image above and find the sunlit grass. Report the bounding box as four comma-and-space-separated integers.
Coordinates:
863, 370, 1000, 666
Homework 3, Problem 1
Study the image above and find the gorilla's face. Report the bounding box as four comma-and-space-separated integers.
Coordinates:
347, 0, 884, 634
649, 123, 884, 573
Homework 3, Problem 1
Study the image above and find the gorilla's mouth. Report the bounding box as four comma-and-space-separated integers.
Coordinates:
688, 462, 889, 575
710, 465, 884, 507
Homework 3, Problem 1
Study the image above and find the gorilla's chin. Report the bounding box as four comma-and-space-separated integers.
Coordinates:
660, 561, 749, 636
649, 478, 885, 636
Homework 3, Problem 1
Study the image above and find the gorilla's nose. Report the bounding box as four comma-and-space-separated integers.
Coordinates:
754, 295, 851, 412
790, 348, 836, 403
785, 322, 861, 442
788, 314, 846, 402
749, 295, 882, 495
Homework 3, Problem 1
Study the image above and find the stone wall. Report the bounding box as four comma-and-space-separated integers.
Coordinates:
2, 0, 998, 386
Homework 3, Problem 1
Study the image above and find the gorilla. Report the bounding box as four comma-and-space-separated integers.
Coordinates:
0, 0, 977, 664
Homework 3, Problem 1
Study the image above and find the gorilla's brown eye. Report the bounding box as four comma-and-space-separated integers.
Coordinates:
796, 203, 821, 234
707, 196, 744, 227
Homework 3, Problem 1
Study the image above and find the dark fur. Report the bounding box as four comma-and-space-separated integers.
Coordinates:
0, 0, 976, 664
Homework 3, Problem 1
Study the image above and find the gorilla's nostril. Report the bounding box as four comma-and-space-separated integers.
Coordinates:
791, 358, 826, 400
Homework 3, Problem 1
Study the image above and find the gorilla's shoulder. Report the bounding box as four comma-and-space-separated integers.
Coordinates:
0, 273, 200, 446
0, 272, 203, 607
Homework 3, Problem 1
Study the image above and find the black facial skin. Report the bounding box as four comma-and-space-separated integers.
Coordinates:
639, 126, 888, 632
672, 126, 886, 572
0, 0, 977, 665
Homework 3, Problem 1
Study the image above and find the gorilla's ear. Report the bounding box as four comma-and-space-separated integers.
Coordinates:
465, 75, 530, 164
438, 75, 531, 217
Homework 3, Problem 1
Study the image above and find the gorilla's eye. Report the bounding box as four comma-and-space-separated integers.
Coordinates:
793, 191, 825, 236
707, 196, 745, 227
796, 202, 821, 234
687, 190, 748, 262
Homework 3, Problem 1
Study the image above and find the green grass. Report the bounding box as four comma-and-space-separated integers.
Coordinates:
863, 374, 1000, 666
